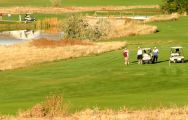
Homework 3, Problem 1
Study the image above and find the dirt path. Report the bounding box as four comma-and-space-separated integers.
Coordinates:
0, 5, 159, 14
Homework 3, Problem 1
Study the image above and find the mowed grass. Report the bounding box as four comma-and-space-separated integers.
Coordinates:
1, 16, 188, 115
0, 0, 162, 7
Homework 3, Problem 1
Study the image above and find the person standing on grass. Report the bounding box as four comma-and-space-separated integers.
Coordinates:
123, 48, 129, 66
137, 47, 143, 64
0, 13, 2, 20
153, 47, 159, 63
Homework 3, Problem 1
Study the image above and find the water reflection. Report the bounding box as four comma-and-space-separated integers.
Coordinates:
0, 29, 64, 45
11, 30, 40, 40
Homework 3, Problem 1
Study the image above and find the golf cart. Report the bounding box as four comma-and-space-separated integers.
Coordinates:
169, 47, 184, 63
142, 48, 153, 64
23, 13, 36, 23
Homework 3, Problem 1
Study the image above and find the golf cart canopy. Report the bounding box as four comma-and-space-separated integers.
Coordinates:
171, 47, 183, 49
26, 13, 32, 15
142, 48, 152, 50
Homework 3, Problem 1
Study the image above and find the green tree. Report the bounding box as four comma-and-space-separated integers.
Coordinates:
161, 0, 188, 14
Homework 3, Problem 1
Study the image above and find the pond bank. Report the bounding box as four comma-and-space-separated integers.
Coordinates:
0, 40, 126, 70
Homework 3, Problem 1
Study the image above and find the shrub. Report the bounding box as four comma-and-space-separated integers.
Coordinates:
50, 0, 62, 7
63, 15, 90, 40
63, 15, 111, 40
18, 94, 69, 117
161, 0, 188, 14
92, 18, 111, 40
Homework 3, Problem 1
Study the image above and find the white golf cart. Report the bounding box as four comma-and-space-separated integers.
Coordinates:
169, 47, 184, 63
23, 13, 36, 23
142, 48, 153, 64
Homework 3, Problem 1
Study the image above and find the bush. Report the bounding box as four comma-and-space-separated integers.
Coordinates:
92, 18, 111, 40
63, 15, 111, 40
50, 0, 62, 7
18, 94, 69, 117
161, 0, 188, 14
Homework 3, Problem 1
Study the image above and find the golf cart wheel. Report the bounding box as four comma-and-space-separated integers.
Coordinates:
182, 59, 184, 63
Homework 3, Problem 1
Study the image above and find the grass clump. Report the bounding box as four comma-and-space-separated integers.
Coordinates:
18, 94, 69, 118
50, 0, 62, 7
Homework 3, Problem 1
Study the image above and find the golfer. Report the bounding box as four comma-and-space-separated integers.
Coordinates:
137, 47, 142, 64
123, 48, 129, 66
153, 47, 159, 63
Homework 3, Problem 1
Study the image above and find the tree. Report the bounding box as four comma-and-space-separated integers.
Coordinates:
161, 0, 188, 14
63, 15, 111, 40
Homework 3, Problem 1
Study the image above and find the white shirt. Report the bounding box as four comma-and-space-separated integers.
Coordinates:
153, 49, 159, 56
137, 49, 142, 55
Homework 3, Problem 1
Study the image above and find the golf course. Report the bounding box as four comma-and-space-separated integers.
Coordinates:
0, 0, 188, 119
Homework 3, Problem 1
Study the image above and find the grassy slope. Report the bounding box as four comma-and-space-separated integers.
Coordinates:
0, 0, 162, 7
0, 17, 188, 114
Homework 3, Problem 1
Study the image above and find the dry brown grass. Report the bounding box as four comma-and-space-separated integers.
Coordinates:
35, 18, 63, 29
0, 40, 126, 70
31, 39, 93, 48
1, 95, 188, 120
66, 107, 188, 120
87, 17, 158, 39
42, 27, 61, 34
3, 107, 188, 120
144, 13, 179, 23
0, 5, 159, 14
18, 94, 68, 118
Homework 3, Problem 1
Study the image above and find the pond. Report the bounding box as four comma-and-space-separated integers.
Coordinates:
0, 29, 64, 45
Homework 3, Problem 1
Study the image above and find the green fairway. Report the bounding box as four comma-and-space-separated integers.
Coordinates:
0, 16, 188, 114
0, 0, 162, 7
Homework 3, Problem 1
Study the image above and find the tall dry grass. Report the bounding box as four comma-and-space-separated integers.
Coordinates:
2, 106, 188, 120
66, 107, 188, 120
0, 6, 159, 14
144, 13, 179, 23
0, 40, 126, 70
31, 39, 92, 48
1, 95, 188, 120
87, 17, 158, 39
18, 94, 68, 118
35, 17, 62, 30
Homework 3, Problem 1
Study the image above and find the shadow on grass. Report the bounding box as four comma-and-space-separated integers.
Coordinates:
130, 60, 169, 65
184, 60, 188, 63
154, 60, 169, 64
